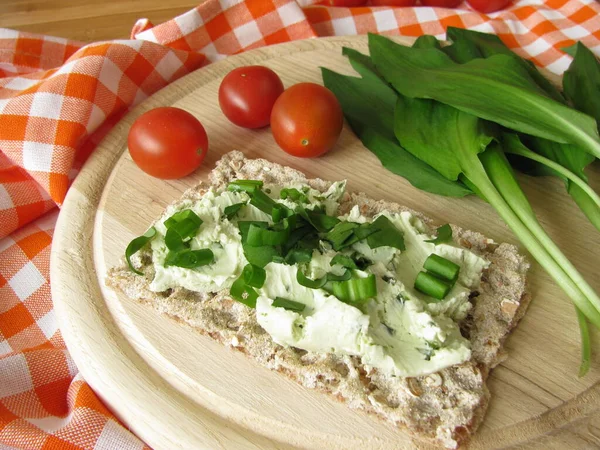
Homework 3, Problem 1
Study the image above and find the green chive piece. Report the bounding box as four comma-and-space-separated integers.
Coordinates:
327, 273, 377, 304
164, 227, 187, 251
125, 227, 156, 275
326, 269, 352, 282
282, 224, 319, 265
425, 224, 453, 245
229, 263, 266, 308
297, 206, 341, 233
163, 209, 203, 251
366, 216, 405, 250
280, 188, 309, 203
311, 213, 341, 232
271, 203, 293, 222
330, 254, 358, 269
173, 217, 202, 240
249, 189, 277, 215
230, 274, 258, 308
242, 264, 266, 288
275, 214, 298, 232
284, 248, 313, 265
355, 223, 378, 240
326, 221, 360, 250
227, 180, 263, 193
414, 271, 452, 300
342, 222, 378, 247
238, 220, 269, 236
297, 269, 328, 289
283, 225, 313, 253
272, 297, 306, 312
238, 221, 280, 267
164, 209, 202, 231
223, 203, 245, 220
325, 218, 401, 252
240, 245, 278, 268
164, 248, 214, 269
423, 254, 460, 282
246, 223, 290, 247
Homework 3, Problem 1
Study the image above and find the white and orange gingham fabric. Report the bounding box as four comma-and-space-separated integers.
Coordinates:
1, 0, 599, 448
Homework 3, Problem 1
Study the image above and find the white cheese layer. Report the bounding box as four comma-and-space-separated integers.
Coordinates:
149, 183, 488, 378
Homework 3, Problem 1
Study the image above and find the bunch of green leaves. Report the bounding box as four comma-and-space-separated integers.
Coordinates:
321, 31, 600, 376
436, 28, 600, 233
228, 181, 406, 308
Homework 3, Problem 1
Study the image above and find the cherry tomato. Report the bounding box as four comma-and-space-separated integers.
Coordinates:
326, 0, 368, 5
467, 0, 511, 13
219, 66, 284, 129
420, 0, 462, 7
128, 107, 208, 179
270, 83, 343, 158
370, 0, 416, 5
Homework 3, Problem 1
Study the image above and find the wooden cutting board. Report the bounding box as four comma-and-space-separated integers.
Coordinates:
50, 36, 600, 449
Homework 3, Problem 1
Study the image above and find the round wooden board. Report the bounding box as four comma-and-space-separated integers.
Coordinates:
50, 36, 600, 449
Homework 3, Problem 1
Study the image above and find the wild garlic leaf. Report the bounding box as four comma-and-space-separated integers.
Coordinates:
368, 33, 600, 158
439, 29, 600, 230
393, 96, 494, 181
435, 30, 593, 184
444, 27, 565, 103
511, 134, 593, 181
568, 184, 600, 232
563, 42, 600, 130
321, 52, 473, 197
341, 46, 389, 84
321, 64, 396, 140
348, 121, 473, 197
503, 134, 600, 232
425, 224, 453, 245
412, 35, 442, 50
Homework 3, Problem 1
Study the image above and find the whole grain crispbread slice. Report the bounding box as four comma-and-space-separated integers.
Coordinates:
106, 150, 531, 449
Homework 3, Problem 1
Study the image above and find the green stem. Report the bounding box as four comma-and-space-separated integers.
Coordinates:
576, 307, 592, 377
481, 148, 600, 316
578, 134, 600, 161
568, 183, 600, 233
505, 144, 600, 211
459, 150, 600, 328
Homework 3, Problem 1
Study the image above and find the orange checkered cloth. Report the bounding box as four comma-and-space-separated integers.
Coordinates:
1, 0, 598, 448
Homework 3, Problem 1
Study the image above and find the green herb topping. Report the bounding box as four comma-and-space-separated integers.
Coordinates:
423, 254, 460, 282
414, 272, 452, 300
425, 224, 453, 245
272, 297, 306, 312
125, 227, 156, 275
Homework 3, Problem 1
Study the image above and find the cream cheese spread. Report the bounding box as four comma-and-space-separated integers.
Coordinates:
148, 181, 489, 377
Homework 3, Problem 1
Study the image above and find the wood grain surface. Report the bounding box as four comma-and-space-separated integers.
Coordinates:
50, 36, 600, 449
0, 0, 203, 42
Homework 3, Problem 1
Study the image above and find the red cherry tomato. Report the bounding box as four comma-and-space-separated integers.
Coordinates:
218, 66, 284, 129
270, 83, 344, 158
467, 0, 511, 13
326, 0, 368, 5
420, 0, 462, 7
128, 107, 208, 179
370, 0, 416, 5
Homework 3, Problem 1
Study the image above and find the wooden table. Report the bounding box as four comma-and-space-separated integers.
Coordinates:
0, 0, 203, 42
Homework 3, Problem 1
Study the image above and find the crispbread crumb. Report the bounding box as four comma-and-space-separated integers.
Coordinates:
106, 150, 530, 449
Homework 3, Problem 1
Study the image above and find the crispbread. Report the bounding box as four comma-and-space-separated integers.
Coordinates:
107, 150, 531, 449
